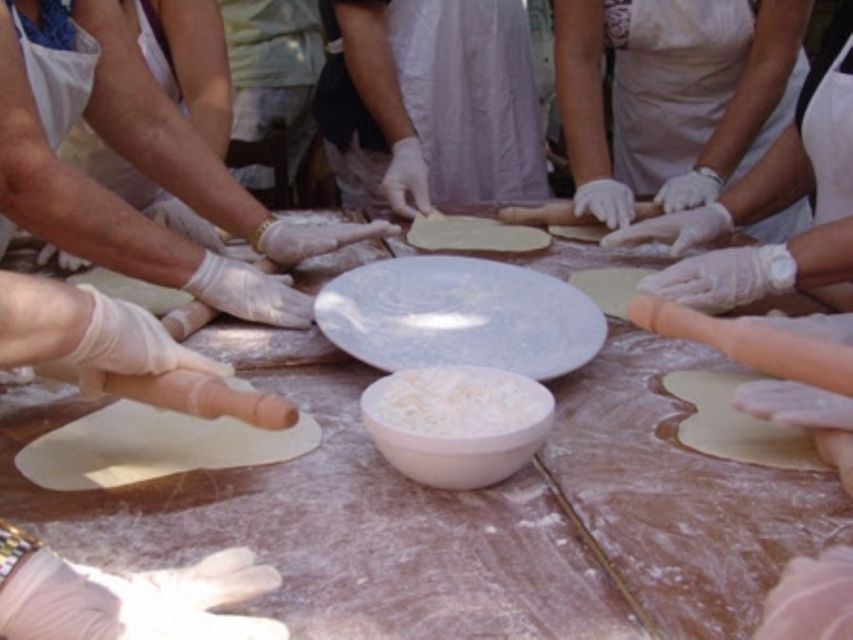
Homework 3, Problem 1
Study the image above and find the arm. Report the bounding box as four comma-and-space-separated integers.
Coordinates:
73, 0, 267, 239
694, 0, 813, 180
553, 0, 611, 184
158, 0, 233, 158
333, 0, 416, 145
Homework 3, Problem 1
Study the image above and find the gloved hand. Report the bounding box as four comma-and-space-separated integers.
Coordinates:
733, 380, 853, 431
0, 548, 123, 639
257, 218, 400, 269
573, 178, 635, 230
654, 169, 722, 214
601, 202, 734, 257
636, 244, 797, 314
53, 285, 231, 397
379, 137, 431, 219
754, 546, 853, 639
745, 313, 853, 347
141, 195, 226, 254
0, 547, 289, 640
36, 244, 93, 272
183, 250, 314, 329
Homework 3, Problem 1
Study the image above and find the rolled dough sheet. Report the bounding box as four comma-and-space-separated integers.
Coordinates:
664, 370, 829, 472
569, 268, 657, 320
15, 380, 322, 491
407, 213, 551, 253
548, 225, 607, 243
68, 267, 193, 316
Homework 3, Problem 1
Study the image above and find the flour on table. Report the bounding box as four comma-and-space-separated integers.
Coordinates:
68, 267, 192, 316
569, 268, 658, 320
15, 379, 322, 490
665, 370, 830, 472
548, 225, 607, 243
407, 212, 551, 253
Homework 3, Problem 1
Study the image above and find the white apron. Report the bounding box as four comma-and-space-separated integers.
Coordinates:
57, 0, 184, 210
611, 0, 813, 242
336, 0, 550, 205
0, 4, 100, 259
801, 33, 853, 226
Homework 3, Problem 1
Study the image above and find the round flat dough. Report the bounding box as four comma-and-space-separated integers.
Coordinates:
548, 225, 607, 243
15, 380, 322, 491
68, 267, 193, 316
569, 268, 658, 320
664, 370, 829, 471
407, 213, 551, 253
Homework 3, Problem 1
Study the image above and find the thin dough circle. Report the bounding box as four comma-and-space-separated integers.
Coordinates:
407, 214, 551, 253
68, 267, 192, 316
569, 268, 658, 320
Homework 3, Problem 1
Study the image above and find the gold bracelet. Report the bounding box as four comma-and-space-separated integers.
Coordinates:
0, 519, 43, 586
249, 215, 276, 254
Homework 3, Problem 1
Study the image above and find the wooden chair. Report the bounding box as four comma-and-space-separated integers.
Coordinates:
225, 120, 290, 209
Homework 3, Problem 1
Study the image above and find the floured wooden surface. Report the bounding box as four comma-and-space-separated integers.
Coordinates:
0, 365, 646, 640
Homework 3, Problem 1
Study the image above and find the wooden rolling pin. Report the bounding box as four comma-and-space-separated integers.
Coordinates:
37, 364, 299, 430
627, 295, 853, 398
498, 200, 662, 227
629, 295, 853, 497
161, 257, 279, 341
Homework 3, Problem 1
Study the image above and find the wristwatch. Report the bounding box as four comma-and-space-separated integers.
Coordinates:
0, 519, 43, 587
693, 165, 724, 186
760, 244, 798, 293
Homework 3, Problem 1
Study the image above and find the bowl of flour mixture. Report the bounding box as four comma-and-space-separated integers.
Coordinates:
361, 366, 555, 490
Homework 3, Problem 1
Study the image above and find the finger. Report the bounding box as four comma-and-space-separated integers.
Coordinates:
600, 221, 672, 248
192, 565, 284, 610
328, 221, 399, 246
174, 347, 234, 379
411, 180, 432, 214
653, 188, 667, 207
180, 612, 289, 640
385, 187, 418, 220
774, 410, 848, 430
36, 244, 56, 267
640, 278, 709, 301
670, 228, 700, 258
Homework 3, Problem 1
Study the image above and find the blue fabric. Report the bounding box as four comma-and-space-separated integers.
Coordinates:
6, 0, 75, 51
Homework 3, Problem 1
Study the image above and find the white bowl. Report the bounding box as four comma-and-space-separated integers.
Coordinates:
360, 366, 555, 490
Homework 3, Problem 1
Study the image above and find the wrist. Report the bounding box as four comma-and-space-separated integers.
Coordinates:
249, 215, 275, 254
0, 520, 43, 594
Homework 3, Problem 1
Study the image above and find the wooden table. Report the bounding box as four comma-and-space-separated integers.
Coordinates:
0, 205, 850, 639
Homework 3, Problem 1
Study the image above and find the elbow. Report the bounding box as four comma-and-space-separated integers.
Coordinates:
0, 140, 57, 216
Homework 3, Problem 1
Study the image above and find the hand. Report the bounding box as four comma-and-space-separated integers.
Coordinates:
36, 244, 93, 272
258, 218, 400, 269
379, 137, 431, 219
54, 285, 231, 397
0, 547, 289, 640
754, 546, 853, 639
573, 178, 635, 230
183, 251, 315, 328
636, 244, 797, 314
734, 380, 853, 431
142, 195, 226, 254
745, 313, 853, 347
601, 202, 734, 257
654, 169, 722, 214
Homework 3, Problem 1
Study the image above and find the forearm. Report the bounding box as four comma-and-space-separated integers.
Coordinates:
718, 125, 814, 225
0, 272, 92, 367
789, 218, 853, 289
335, 1, 416, 145
695, 0, 812, 179
554, 0, 612, 184
75, 0, 266, 239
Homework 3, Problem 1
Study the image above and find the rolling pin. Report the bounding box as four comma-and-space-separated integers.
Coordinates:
37, 364, 299, 430
629, 294, 853, 497
498, 200, 662, 227
161, 257, 279, 341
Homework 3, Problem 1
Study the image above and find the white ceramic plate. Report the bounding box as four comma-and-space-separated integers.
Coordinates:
314, 256, 607, 381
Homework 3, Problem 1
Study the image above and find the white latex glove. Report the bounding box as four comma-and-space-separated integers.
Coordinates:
54, 285, 231, 397
754, 546, 853, 640
36, 244, 92, 272
573, 178, 635, 230
0, 548, 124, 639
654, 169, 722, 214
183, 250, 314, 328
601, 202, 734, 258
379, 137, 431, 220
637, 244, 797, 314
0, 547, 288, 640
744, 313, 853, 347
141, 195, 226, 254
258, 218, 400, 269
76, 547, 288, 640
734, 380, 853, 431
